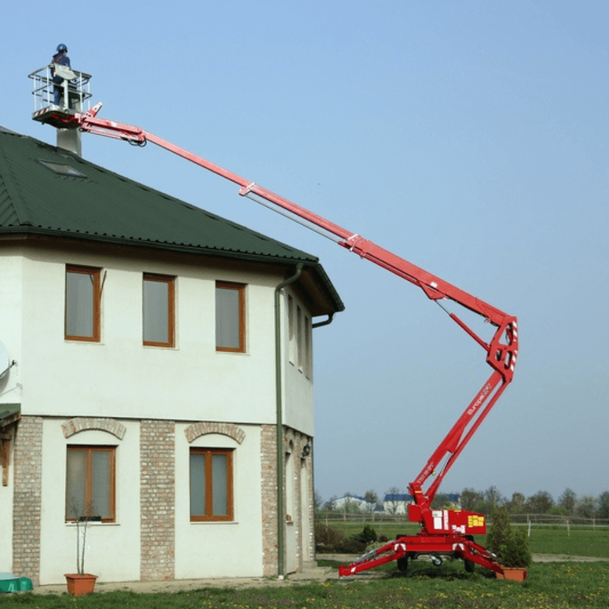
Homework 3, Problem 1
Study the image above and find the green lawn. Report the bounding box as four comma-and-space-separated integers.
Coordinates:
2, 562, 609, 608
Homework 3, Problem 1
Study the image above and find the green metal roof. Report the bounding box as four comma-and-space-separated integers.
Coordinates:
0, 127, 343, 313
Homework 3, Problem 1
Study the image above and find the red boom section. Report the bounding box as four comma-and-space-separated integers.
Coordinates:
47, 103, 520, 577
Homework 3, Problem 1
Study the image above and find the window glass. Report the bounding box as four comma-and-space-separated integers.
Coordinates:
304, 316, 312, 379
212, 453, 228, 516
296, 306, 303, 370
143, 275, 174, 346
66, 446, 115, 522
66, 449, 86, 519
66, 266, 100, 340
189, 452, 207, 517
190, 448, 233, 521
288, 295, 295, 364
216, 283, 245, 352
91, 450, 111, 518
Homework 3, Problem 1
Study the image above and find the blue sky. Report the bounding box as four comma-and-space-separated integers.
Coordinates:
3, 0, 608, 504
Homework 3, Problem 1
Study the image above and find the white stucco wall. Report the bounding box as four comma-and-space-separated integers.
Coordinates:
15, 245, 314, 437
174, 424, 264, 578
38, 419, 141, 585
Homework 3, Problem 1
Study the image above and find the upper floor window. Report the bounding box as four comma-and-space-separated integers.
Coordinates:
66, 445, 116, 523
65, 265, 101, 342
215, 282, 245, 352
287, 295, 312, 379
143, 274, 175, 347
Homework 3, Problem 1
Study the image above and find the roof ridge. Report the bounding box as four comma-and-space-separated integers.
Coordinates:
0, 132, 32, 226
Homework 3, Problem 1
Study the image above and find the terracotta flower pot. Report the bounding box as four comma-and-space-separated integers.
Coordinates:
496, 567, 527, 582
65, 573, 98, 596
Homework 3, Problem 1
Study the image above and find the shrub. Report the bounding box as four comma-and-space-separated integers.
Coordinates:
314, 522, 345, 552
354, 524, 378, 544
314, 522, 366, 554
487, 506, 532, 568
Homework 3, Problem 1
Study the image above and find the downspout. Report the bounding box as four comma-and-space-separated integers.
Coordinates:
274, 262, 303, 578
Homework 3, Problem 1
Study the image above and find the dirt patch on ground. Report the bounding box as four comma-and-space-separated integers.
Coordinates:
532, 554, 609, 563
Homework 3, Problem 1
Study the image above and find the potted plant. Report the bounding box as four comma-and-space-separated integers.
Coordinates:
487, 506, 532, 581
65, 502, 99, 596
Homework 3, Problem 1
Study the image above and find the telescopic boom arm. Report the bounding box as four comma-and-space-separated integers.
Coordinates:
45, 102, 519, 576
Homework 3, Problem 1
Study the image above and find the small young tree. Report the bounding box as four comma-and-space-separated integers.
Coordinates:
487, 506, 532, 568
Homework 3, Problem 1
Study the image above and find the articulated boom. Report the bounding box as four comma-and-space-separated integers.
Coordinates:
36, 102, 520, 578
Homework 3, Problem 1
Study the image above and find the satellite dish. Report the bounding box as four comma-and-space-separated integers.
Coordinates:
0, 342, 10, 378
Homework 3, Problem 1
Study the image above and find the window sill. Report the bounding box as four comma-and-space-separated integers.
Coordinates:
189, 520, 238, 525
65, 522, 119, 526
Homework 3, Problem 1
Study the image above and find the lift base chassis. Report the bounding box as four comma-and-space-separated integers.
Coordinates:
339, 531, 515, 578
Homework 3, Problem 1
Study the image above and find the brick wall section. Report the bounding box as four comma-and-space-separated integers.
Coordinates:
62, 417, 126, 440
260, 424, 278, 576
12, 416, 43, 585
140, 420, 175, 581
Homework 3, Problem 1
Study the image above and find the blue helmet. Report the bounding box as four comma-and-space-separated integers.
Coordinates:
56, 44, 68, 54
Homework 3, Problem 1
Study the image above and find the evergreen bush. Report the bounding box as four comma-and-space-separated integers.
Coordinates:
487, 506, 532, 568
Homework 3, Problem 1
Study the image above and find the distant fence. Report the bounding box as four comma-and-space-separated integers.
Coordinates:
316, 512, 609, 530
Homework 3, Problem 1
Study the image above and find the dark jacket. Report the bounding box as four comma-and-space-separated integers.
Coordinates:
52, 52, 71, 85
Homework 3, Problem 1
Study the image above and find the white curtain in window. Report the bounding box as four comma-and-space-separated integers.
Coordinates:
216, 288, 240, 348
66, 450, 86, 518
66, 272, 94, 337
190, 453, 207, 516
212, 453, 228, 516
143, 279, 169, 343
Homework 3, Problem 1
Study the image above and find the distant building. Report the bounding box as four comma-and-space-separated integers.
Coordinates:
331, 495, 375, 512
383, 493, 413, 515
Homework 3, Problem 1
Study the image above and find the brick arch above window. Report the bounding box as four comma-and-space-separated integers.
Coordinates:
62, 418, 126, 440
185, 422, 245, 445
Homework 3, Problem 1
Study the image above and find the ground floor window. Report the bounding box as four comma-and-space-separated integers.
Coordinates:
190, 447, 234, 521
66, 446, 116, 523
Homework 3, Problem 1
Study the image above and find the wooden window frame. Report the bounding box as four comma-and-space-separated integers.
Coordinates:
215, 282, 246, 353
65, 265, 101, 342
143, 273, 176, 347
189, 447, 234, 522
65, 445, 116, 523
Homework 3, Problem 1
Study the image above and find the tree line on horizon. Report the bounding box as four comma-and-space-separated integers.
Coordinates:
317, 486, 609, 520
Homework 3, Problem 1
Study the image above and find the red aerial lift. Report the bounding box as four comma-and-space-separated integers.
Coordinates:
30, 83, 520, 578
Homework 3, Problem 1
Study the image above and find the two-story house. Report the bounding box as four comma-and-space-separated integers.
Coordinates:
0, 125, 343, 586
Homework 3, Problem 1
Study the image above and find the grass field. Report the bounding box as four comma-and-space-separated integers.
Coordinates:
2, 524, 607, 608
2, 562, 609, 608
326, 521, 609, 558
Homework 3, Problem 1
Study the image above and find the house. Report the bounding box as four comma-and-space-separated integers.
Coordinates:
383, 493, 413, 515
0, 125, 344, 586
330, 495, 374, 513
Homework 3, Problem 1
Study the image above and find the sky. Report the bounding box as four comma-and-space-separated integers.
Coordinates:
2, 0, 608, 505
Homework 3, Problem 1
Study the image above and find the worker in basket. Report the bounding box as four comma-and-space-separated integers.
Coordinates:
52, 44, 75, 107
